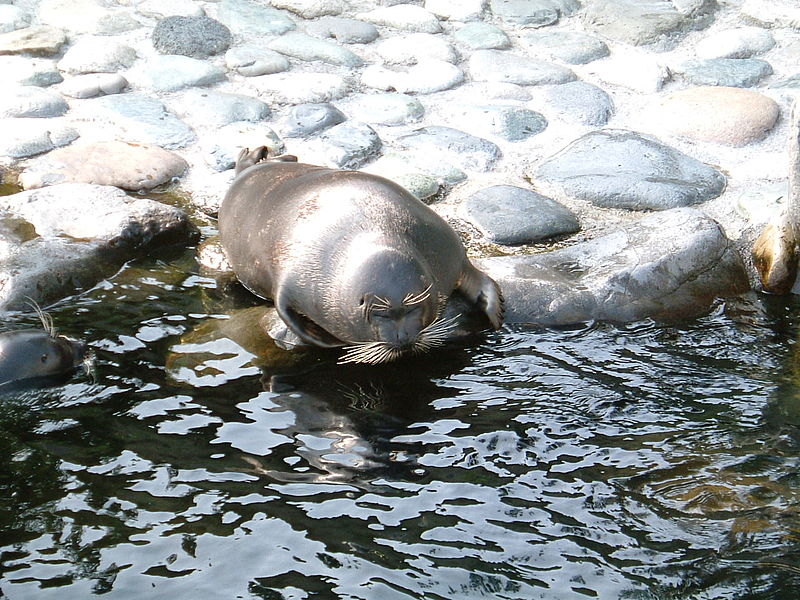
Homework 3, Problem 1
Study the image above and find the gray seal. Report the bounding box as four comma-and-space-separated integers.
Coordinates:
218, 147, 504, 364
0, 329, 87, 389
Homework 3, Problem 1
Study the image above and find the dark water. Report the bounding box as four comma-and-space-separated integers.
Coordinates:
1, 246, 799, 600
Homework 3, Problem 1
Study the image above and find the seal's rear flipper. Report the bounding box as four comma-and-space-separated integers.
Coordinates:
235, 147, 270, 175
457, 264, 505, 330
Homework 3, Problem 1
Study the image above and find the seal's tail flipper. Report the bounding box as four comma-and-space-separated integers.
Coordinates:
235, 146, 270, 175
457, 264, 505, 330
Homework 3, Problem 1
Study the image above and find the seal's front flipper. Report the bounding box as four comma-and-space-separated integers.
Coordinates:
457, 264, 505, 330
276, 295, 344, 349
235, 146, 270, 175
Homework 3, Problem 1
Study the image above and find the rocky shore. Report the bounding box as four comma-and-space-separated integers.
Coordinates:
1, 0, 798, 324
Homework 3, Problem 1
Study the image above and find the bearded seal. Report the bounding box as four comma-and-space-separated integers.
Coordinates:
218, 147, 504, 364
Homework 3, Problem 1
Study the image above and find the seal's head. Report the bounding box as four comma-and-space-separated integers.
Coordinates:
0, 329, 87, 388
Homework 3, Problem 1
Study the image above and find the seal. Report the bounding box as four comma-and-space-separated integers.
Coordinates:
218, 147, 504, 364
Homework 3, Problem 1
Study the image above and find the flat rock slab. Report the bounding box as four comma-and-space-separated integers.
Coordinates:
19, 141, 188, 191
268, 32, 362, 67
0, 85, 67, 118
152, 15, 232, 58
534, 129, 726, 210
523, 30, 609, 64
461, 185, 580, 245
126, 55, 226, 92
59, 73, 128, 99
279, 103, 347, 138
675, 58, 773, 87
357, 5, 442, 33
170, 89, 270, 128
476, 207, 748, 325
216, 0, 296, 36
655, 86, 779, 146
0, 25, 66, 55
397, 126, 500, 172
305, 16, 379, 44
0, 117, 78, 158
225, 46, 289, 77
469, 49, 575, 86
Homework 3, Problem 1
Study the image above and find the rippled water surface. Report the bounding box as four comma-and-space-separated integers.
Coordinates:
1, 248, 799, 599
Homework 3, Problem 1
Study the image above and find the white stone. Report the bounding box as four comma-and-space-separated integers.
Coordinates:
357, 5, 442, 33
270, 0, 344, 18
425, 0, 486, 21
695, 27, 776, 59
248, 72, 349, 104
57, 37, 137, 74
362, 60, 463, 94
376, 33, 458, 65
0, 5, 30, 33
587, 54, 669, 93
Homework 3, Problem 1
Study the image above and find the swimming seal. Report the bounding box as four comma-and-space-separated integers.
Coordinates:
218, 147, 504, 364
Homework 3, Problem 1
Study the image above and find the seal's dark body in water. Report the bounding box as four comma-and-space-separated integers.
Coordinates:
218, 148, 504, 364
0, 328, 87, 390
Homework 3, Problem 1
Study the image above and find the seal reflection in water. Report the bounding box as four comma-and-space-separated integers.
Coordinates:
218, 147, 504, 364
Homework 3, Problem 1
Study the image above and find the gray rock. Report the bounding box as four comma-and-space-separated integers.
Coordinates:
453, 22, 510, 49
541, 81, 614, 126
305, 16, 379, 44
475, 208, 748, 325
216, 0, 296, 36
59, 73, 128, 99
0, 118, 78, 158
86, 93, 196, 149
280, 103, 347, 138
362, 60, 464, 94
454, 105, 547, 141
317, 121, 382, 168
57, 37, 137, 74
523, 30, 609, 65
469, 49, 575, 86
345, 93, 424, 126
490, 0, 579, 27
203, 123, 284, 172
376, 32, 458, 64
126, 55, 226, 92
0, 56, 62, 86
535, 130, 726, 210
461, 185, 579, 244
268, 32, 363, 67
0, 5, 30, 33
357, 5, 442, 33
695, 27, 776, 59
0, 25, 66, 56
674, 58, 773, 88
249, 72, 349, 104
397, 126, 500, 171
19, 141, 188, 190
152, 15, 232, 58
225, 46, 289, 77
425, 0, 487, 22
0, 86, 67, 118
170, 89, 270, 127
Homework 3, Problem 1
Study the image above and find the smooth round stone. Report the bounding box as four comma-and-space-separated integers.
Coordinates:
379, 151, 467, 185
317, 121, 382, 168
455, 81, 532, 101
346, 93, 423, 126
249, 72, 349, 104
362, 60, 464, 94
490, 0, 579, 27
19, 141, 187, 191
0, 5, 30, 33
361, 155, 440, 199
461, 185, 580, 245
541, 81, 614, 126
126, 55, 225, 92
38, 0, 140, 35
87, 93, 196, 149
523, 30, 609, 65
215, 0, 296, 36
587, 54, 669, 93
695, 27, 775, 59
57, 37, 136, 74
268, 32, 362, 67
376, 33, 458, 64
171, 89, 270, 127
455, 105, 547, 141
136, 0, 205, 18
469, 49, 575, 86
656, 86, 779, 147
0, 86, 67, 118
357, 5, 442, 33
203, 123, 284, 171
741, 0, 800, 28
0, 56, 62, 86
152, 16, 232, 58
280, 103, 346, 138
0, 118, 78, 158
397, 126, 500, 172
59, 73, 128, 98
425, 0, 487, 22
534, 130, 726, 210
271, 0, 344, 18
225, 46, 289, 77
0, 25, 66, 56
674, 58, 773, 88
305, 17, 379, 44
453, 22, 510, 49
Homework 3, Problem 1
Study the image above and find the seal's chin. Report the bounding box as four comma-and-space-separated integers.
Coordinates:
338, 314, 459, 365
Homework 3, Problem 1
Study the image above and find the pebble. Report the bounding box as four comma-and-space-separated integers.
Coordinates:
279, 103, 347, 138
535, 130, 726, 210
522, 30, 609, 65
87, 93, 196, 149
362, 60, 464, 94
469, 49, 575, 85
169, 89, 270, 128
453, 22, 510, 49
674, 58, 773, 87
1, 56, 62, 86
215, 0, 296, 36
0, 4, 30, 33
0, 25, 66, 56
57, 37, 137, 74
59, 73, 128, 99
203, 123, 284, 172
0, 86, 67, 118
357, 5, 443, 33
490, 0, 579, 27
225, 46, 289, 77
38, 0, 140, 35
126, 55, 226, 92
461, 185, 580, 245
19, 141, 188, 191
345, 93, 424, 126
695, 27, 776, 59
376, 33, 458, 64
316, 121, 382, 168
151, 16, 232, 58
0, 118, 78, 158
452, 105, 547, 141
249, 72, 349, 104
268, 32, 363, 67
271, 0, 344, 19
305, 17, 379, 44
425, 0, 487, 22
539, 81, 614, 126
654, 86, 779, 147
397, 126, 500, 172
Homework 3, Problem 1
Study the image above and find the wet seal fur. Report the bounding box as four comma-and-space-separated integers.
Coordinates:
218, 147, 504, 364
